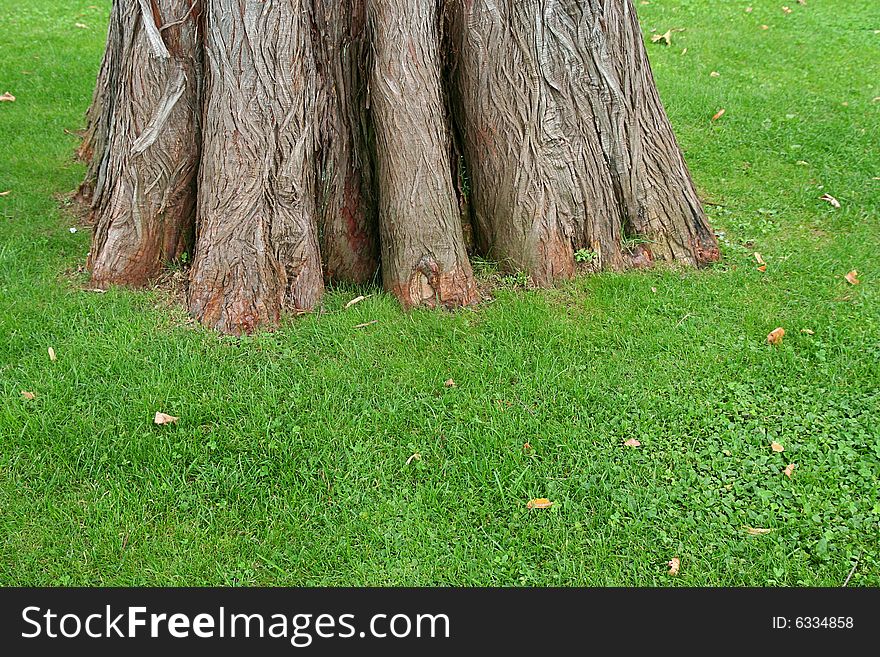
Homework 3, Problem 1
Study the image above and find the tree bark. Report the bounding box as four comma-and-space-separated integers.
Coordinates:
448, 0, 719, 284
369, 0, 478, 309
188, 0, 324, 334
88, 0, 202, 288
79, 0, 718, 333
312, 0, 380, 285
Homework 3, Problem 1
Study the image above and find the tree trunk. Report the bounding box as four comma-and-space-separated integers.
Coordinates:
79, 0, 718, 333
312, 0, 380, 285
369, 0, 478, 309
188, 0, 324, 334
87, 0, 202, 288
447, 0, 719, 283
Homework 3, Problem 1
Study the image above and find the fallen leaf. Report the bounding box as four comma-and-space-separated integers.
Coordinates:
844, 270, 859, 285
757, 265, 767, 273
766, 327, 785, 345
523, 442, 532, 450
405, 452, 421, 465
48, 347, 57, 361
712, 108, 726, 121
0, 190, 10, 197
0, 92, 15, 102
21, 391, 36, 400
623, 438, 641, 447
784, 463, 797, 478
754, 252, 766, 266
771, 441, 785, 453
668, 557, 681, 576
354, 320, 378, 329
527, 498, 553, 509
69, 227, 78, 234
710, 71, 721, 77
760, 24, 770, 30
820, 193, 841, 208
800, 328, 814, 335
75, 22, 88, 28
745, 526, 773, 535
154, 412, 179, 426
651, 286, 658, 293
651, 30, 672, 46
444, 379, 456, 388
344, 295, 366, 309
782, 6, 792, 14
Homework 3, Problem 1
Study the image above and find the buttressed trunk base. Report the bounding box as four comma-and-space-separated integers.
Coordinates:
79, 0, 718, 334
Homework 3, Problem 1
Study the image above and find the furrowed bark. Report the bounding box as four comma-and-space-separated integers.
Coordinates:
188, 0, 323, 334
87, 0, 202, 287
448, 0, 718, 284
75, 0, 122, 209
369, 0, 478, 309
313, 0, 380, 285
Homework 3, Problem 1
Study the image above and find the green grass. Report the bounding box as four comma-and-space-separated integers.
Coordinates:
1, 0, 878, 586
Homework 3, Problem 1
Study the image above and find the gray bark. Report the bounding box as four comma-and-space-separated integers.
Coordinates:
80, 0, 718, 333
313, 0, 380, 285
188, 0, 324, 334
369, 0, 478, 309
448, 0, 719, 284
87, 0, 202, 287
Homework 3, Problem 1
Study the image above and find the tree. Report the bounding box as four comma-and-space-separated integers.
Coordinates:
78, 0, 719, 334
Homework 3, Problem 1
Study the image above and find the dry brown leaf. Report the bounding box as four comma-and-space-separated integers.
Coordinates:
844, 270, 860, 285
154, 412, 179, 426
712, 108, 726, 121
523, 442, 532, 451
771, 441, 785, 453
782, 6, 792, 14
0, 92, 15, 102
710, 71, 721, 78
444, 379, 456, 388
344, 295, 367, 309
757, 265, 767, 273
651, 30, 672, 46
820, 193, 841, 208
766, 327, 785, 345
745, 526, 773, 535
800, 328, 814, 335
623, 438, 641, 447
21, 391, 36, 400
527, 498, 553, 509
668, 557, 681, 576
784, 463, 797, 478
354, 320, 378, 329
405, 453, 421, 465
760, 24, 770, 30
0, 191, 11, 197
48, 347, 57, 361
754, 252, 766, 266
75, 22, 88, 28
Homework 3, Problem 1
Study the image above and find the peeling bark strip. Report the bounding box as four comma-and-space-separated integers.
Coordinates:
313, 0, 380, 285
448, 0, 718, 283
87, 0, 201, 287
80, 0, 717, 333
369, 0, 478, 309
188, 0, 324, 335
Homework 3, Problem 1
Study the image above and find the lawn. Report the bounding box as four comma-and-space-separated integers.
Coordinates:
0, 0, 878, 586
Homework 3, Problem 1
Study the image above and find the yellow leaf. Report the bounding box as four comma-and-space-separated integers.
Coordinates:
800, 328, 814, 335
712, 108, 726, 121
623, 438, 641, 447
767, 327, 785, 345
754, 252, 766, 266
48, 347, 57, 361
784, 463, 797, 478
651, 30, 672, 46
771, 441, 785, 453
154, 412, 179, 426
444, 379, 456, 388
0, 92, 15, 102
0, 190, 11, 197
527, 498, 553, 509
744, 526, 773, 535
844, 270, 859, 285
21, 391, 36, 400
668, 557, 681, 576
820, 193, 841, 208
405, 453, 421, 465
